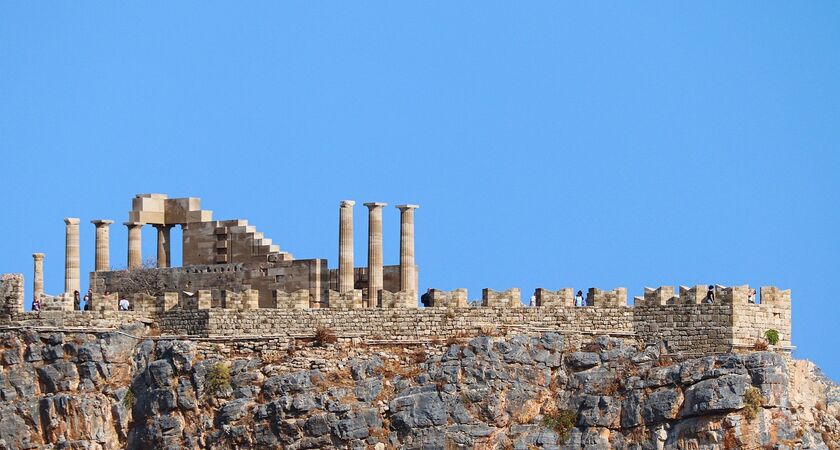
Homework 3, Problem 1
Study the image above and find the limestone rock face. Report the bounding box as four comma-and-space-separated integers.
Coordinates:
0, 324, 837, 449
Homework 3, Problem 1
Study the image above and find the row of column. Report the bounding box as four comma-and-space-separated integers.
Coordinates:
32, 218, 172, 297
338, 201, 418, 301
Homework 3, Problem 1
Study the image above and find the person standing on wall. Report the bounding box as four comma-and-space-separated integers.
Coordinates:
705, 285, 715, 303
575, 290, 585, 307
73, 290, 81, 311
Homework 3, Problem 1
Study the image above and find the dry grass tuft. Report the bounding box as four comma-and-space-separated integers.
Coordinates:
314, 327, 337, 347
743, 387, 765, 422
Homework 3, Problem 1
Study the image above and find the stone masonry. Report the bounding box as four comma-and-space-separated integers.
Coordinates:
1, 194, 796, 360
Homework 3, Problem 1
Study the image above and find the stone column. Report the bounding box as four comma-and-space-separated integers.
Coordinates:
154, 224, 173, 268
32, 253, 44, 300
125, 222, 143, 269
338, 200, 355, 293
364, 202, 387, 305
64, 218, 80, 294
91, 220, 114, 272
396, 205, 419, 296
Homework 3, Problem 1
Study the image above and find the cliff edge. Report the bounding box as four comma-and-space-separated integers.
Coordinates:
0, 323, 836, 449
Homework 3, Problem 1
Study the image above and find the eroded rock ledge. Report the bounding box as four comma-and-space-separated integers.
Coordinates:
0, 323, 836, 449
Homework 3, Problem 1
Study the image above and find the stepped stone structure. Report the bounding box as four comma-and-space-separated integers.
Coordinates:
0, 194, 795, 358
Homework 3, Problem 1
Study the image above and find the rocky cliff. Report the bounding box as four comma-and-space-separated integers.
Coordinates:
0, 323, 837, 449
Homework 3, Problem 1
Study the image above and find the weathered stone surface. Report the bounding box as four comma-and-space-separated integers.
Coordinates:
0, 326, 832, 449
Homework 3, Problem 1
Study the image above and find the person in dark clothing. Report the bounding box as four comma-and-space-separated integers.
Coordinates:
73, 290, 81, 311
83, 289, 92, 309
420, 289, 431, 307
705, 285, 715, 303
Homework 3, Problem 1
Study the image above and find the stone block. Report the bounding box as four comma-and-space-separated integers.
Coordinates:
534, 288, 573, 307
275, 289, 310, 309
160, 292, 179, 312
243, 290, 259, 310
482, 288, 521, 307
586, 287, 627, 307
326, 290, 363, 309
381, 291, 416, 308
197, 290, 212, 310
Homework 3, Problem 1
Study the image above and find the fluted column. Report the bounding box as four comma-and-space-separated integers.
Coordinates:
364, 202, 387, 305
64, 218, 80, 294
32, 253, 44, 300
339, 200, 355, 292
397, 205, 419, 297
125, 222, 143, 269
154, 224, 173, 268
91, 220, 114, 272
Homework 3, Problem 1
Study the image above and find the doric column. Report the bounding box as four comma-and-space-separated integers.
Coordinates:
364, 202, 387, 305
91, 220, 114, 272
154, 224, 173, 268
338, 200, 355, 292
125, 222, 143, 269
64, 217, 80, 294
32, 253, 44, 300
396, 205, 419, 296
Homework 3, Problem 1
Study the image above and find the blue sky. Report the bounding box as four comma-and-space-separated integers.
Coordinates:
1, 3, 838, 378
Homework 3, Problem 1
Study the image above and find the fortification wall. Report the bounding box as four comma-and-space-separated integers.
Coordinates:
0, 274, 24, 319
731, 287, 792, 350
156, 306, 635, 347
633, 304, 733, 354
1, 272, 793, 356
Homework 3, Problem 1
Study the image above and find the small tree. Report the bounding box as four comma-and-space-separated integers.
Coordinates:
206, 362, 231, 397
116, 258, 165, 297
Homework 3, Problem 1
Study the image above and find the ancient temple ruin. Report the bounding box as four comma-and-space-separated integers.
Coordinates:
0, 194, 793, 356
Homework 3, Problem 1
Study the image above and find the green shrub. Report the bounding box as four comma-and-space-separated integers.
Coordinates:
743, 387, 765, 422
764, 329, 780, 346
542, 409, 577, 439
122, 388, 136, 410
206, 362, 231, 397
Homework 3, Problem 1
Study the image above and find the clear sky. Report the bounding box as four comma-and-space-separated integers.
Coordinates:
1, 3, 838, 378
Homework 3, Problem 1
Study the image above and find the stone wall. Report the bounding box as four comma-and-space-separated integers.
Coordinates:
91, 259, 329, 309
157, 306, 636, 346
1, 273, 795, 356
633, 304, 733, 354
0, 273, 24, 318
732, 287, 792, 350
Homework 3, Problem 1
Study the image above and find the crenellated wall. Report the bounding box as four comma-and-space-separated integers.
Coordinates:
1, 273, 793, 356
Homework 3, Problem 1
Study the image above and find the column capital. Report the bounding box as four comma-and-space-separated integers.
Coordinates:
364, 202, 388, 209
32, 253, 45, 260
152, 223, 174, 229
396, 204, 420, 211
91, 219, 114, 226
64, 217, 80, 225
124, 221, 144, 228
340, 200, 356, 207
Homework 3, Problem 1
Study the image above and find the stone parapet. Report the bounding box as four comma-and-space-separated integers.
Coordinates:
0, 272, 795, 355
326, 289, 363, 309
381, 290, 416, 308
90, 292, 119, 311
534, 288, 574, 307
275, 289, 310, 309
428, 289, 468, 308
586, 288, 627, 307
0, 274, 24, 317
482, 288, 521, 307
